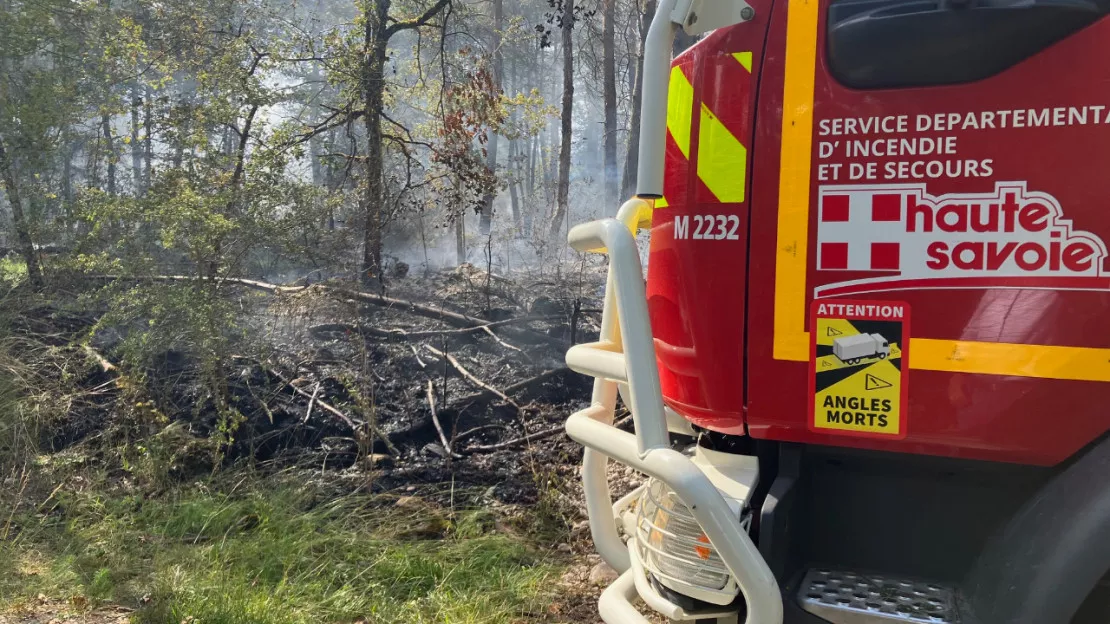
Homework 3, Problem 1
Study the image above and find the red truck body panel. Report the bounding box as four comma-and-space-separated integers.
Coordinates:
647, 1, 1110, 465
647, 13, 773, 434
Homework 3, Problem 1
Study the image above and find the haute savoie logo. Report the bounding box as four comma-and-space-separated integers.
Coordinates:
814, 182, 1110, 297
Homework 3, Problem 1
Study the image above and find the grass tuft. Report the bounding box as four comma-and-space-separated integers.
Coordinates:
1, 478, 565, 624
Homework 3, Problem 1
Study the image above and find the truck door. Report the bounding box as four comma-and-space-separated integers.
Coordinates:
745, 0, 1110, 464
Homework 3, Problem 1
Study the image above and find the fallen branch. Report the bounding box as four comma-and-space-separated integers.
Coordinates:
303, 382, 321, 423
87, 274, 477, 326
234, 355, 399, 456
426, 381, 460, 459
331, 286, 497, 329
410, 345, 426, 368
308, 323, 402, 340
453, 423, 509, 444
89, 274, 568, 347
476, 326, 526, 356
83, 345, 118, 374
424, 344, 519, 410
309, 315, 560, 341
462, 425, 565, 453
86, 274, 305, 295
449, 368, 567, 411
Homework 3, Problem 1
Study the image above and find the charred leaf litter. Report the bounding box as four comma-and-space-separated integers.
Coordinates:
24, 264, 609, 506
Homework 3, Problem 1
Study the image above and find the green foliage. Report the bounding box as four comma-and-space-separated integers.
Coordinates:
0, 256, 27, 287
0, 479, 564, 624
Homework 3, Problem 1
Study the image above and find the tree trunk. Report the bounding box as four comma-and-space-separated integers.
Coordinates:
62, 139, 74, 224
526, 134, 538, 235
172, 94, 186, 169
602, 0, 619, 206
506, 58, 522, 233
0, 137, 43, 288
527, 134, 536, 199
101, 113, 116, 197
144, 84, 153, 187
526, 44, 539, 201
130, 82, 144, 195
479, 0, 504, 235
455, 212, 466, 264
360, 0, 390, 289
622, 0, 656, 198
549, 0, 574, 240
508, 139, 521, 233
309, 63, 325, 188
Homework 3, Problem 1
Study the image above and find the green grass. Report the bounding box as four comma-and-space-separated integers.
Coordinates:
0, 478, 565, 624
0, 256, 27, 286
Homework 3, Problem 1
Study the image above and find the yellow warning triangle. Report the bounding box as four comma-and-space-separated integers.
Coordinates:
816, 319, 859, 345
865, 373, 893, 391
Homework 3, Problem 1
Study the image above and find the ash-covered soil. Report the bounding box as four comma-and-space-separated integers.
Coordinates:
21, 263, 621, 505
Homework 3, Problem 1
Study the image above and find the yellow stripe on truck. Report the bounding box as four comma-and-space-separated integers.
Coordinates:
667, 66, 695, 160
697, 103, 748, 203
773, 0, 820, 362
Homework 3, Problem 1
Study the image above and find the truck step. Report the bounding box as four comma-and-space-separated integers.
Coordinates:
797, 568, 959, 623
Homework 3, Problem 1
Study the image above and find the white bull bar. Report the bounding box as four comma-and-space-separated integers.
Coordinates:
564, 199, 783, 624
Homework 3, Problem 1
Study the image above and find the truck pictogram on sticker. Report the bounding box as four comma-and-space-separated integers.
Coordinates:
832, 333, 890, 364
809, 300, 910, 439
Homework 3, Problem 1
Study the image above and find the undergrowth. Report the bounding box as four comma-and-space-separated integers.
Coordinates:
0, 271, 581, 624
0, 474, 564, 624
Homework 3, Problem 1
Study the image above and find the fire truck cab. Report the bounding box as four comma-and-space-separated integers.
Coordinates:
564, 0, 1110, 622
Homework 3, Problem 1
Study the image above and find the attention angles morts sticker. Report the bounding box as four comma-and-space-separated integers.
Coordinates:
809, 300, 910, 439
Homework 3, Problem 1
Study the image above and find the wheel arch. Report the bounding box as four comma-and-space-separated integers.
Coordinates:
962, 431, 1110, 623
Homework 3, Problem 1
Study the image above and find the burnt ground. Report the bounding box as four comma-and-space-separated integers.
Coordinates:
0, 262, 656, 621
20, 263, 621, 498
239, 264, 609, 499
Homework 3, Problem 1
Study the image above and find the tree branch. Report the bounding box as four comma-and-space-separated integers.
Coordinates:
385, 0, 452, 38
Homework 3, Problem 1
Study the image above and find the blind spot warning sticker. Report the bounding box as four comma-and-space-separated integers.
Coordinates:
809, 299, 910, 439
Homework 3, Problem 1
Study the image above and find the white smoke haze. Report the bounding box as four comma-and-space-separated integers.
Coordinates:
0, 0, 670, 288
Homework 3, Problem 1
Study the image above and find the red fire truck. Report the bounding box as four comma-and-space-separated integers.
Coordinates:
563, 1, 1110, 622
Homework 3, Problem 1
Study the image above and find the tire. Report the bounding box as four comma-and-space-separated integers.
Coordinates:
879, 353, 887, 359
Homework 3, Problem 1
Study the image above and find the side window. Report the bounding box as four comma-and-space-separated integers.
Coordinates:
827, 0, 1106, 89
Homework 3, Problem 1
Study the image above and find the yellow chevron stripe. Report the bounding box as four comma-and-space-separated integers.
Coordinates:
655, 196, 669, 209
667, 66, 694, 160
697, 103, 747, 203
733, 51, 752, 72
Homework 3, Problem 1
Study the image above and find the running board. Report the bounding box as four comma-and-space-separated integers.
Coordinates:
798, 568, 959, 623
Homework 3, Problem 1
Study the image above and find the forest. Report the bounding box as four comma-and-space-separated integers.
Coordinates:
0, 0, 691, 621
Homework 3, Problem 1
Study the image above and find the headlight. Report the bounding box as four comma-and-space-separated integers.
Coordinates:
635, 477, 739, 605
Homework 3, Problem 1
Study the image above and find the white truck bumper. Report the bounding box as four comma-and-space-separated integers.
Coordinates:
564, 199, 783, 624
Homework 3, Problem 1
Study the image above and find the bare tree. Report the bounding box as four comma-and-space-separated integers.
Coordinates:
602, 0, 618, 206
549, 0, 574, 239
360, 0, 452, 288
621, 0, 655, 198
479, 0, 504, 235
101, 113, 116, 197
130, 82, 145, 195
456, 211, 466, 264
